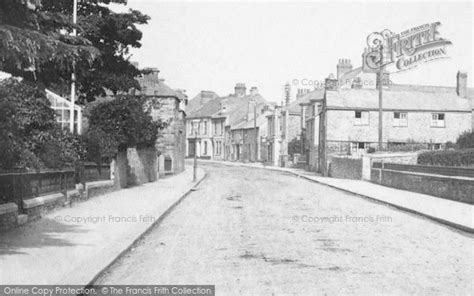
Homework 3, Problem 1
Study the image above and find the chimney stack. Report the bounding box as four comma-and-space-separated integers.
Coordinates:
325, 74, 338, 91
250, 86, 259, 96
337, 59, 353, 79
297, 88, 310, 98
456, 71, 467, 98
234, 83, 247, 97
143, 67, 160, 83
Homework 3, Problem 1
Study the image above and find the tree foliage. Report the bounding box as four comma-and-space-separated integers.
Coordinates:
0, 78, 85, 170
0, 0, 150, 102
0, 0, 99, 83
456, 130, 474, 149
86, 96, 164, 162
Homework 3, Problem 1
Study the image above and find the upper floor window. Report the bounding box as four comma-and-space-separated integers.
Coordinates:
354, 111, 369, 126
393, 112, 408, 127
203, 121, 208, 134
431, 113, 445, 128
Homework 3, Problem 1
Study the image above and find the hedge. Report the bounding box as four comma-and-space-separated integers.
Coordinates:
417, 149, 474, 167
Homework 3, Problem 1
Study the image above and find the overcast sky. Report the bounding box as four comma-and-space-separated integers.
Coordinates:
115, 1, 473, 102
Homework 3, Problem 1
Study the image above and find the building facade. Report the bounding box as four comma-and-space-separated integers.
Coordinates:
185, 83, 272, 162
303, 58, 473, 174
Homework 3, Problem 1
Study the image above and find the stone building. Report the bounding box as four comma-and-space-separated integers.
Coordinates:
185, 83, 272, 161
265, 89, 314, 167
136, 68, 187, 175
303, 58, 474, 174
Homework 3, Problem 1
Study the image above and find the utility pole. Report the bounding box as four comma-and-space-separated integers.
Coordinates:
69, 0, 77, 133
254, 101, 257, 162
193, 121, 199, 182
378, 45, 384, 150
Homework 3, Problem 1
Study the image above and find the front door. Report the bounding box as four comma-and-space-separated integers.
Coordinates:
188, 140, 196, 157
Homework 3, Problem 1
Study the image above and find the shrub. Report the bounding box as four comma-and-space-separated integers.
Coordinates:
456, 131, 474, 149
0, 79, 56, 169
417, 149, 474, 167
87, 95, 164, 157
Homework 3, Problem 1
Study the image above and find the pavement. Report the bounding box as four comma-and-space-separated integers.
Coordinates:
196, 159, 474, 233
96, 163, 474, 295
0, 165, 205, 285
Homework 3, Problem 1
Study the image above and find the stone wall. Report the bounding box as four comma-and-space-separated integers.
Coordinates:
151, 97, 186, 174
328, 156, 363, 179
114, 147, 158, 188
371, 168, 474, 204
362, 152, 418, 180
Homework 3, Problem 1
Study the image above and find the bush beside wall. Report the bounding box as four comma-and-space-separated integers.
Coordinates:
417, 149, 474, 167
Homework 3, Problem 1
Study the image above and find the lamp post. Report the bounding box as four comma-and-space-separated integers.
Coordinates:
69, 0, 77, 133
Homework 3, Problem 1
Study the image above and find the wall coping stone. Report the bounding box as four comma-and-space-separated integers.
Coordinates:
85, 180, 114, 190
66, 189, 80, 198
378, 168, 474, 182
23, 192, 65, 209
0, 203, 18, 215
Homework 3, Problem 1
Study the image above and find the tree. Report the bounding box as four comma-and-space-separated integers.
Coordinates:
39, 0, 150, 102
86, 96, 164, 161
0, 78, 84, 170
0, 0, 99, 85
0, 0, 149, 102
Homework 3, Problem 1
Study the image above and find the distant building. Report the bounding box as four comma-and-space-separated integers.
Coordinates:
265, 88, 317, 167
303, 58, 474, 173
186, 83, 273, 162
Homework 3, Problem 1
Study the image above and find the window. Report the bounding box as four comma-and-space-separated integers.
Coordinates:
214, 122, 217, 135
354, 111, 369, 125
428, 143, 442, 150
203, 121, 208, 134
204, 141, 208, 155
431, 113, 445, 127
393, 112, 408, 127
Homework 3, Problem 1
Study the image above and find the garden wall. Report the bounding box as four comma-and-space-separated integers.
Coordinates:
371, 164, 474, 204
328, 156, 362, 179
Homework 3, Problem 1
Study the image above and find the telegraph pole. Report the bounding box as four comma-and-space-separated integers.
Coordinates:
254, 101, 257, 162
378, 45, 384, 150
193, 121, 198, 182
69, 0, 77, 133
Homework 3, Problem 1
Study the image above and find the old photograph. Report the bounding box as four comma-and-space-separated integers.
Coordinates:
0, 0, 473, 295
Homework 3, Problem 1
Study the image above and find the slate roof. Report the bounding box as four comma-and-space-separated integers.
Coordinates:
231, 112, 268, 130
288, 89, 325, 113
187, 93, 269, 126
186, 90, 219, 115
326, 88, 472, 112
136, 77, 181, 99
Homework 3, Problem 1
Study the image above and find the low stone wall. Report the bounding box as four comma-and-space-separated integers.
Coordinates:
85, 180, 116, 199
23, 192, 66, 221
371, 168, 474, 204
362, 153, 418, 180
328, 156, 363, 179
0, 203, 19, 231
0, 180, 117, 231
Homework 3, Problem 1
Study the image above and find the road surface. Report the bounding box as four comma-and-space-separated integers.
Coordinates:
95, 163, 474, 295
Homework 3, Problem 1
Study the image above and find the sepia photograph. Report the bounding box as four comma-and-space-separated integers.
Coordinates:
0, 0, 473, 295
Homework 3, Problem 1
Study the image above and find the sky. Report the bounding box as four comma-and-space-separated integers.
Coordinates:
112, 0, 474, 103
